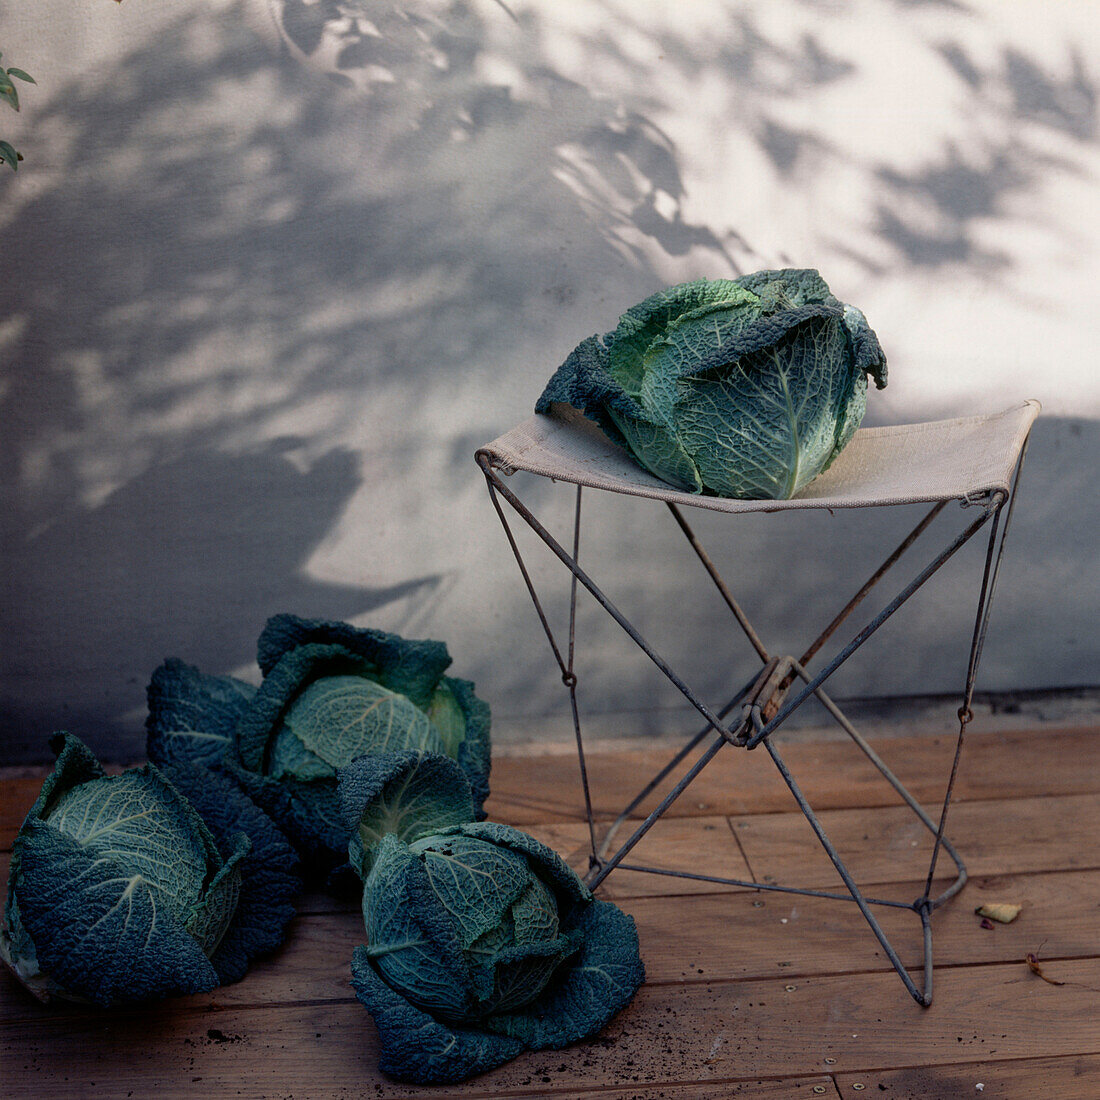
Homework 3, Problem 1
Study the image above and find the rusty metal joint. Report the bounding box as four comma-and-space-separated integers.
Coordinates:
743, 654, 793, 727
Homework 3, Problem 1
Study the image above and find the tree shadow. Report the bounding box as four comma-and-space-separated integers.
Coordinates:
0, 0, 1094, 759
0, 0, 740, 760
867, 39, 1097, 271
0, 442, 444, 762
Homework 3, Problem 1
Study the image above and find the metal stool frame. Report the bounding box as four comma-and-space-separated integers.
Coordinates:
476, 436, 1031, 1007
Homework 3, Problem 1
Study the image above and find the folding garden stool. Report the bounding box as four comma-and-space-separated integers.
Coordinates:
476, 399, 1040, 1006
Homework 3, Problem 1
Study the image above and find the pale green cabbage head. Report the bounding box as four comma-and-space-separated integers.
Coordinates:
537, 269, 887, 499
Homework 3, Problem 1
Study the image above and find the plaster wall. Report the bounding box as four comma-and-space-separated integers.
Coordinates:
1, 0, 1096, 762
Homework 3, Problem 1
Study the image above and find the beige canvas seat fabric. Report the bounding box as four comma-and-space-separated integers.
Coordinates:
480, 400, 1041, 515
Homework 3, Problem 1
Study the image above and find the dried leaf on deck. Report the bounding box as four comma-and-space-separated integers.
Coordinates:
975, 902, 1021, 924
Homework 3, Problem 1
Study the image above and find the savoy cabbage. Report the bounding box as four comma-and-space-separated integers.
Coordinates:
339, 752, 645, 1084
537, 269, 887, 499
0, 734, 300, 1006
145, 614, 492, 876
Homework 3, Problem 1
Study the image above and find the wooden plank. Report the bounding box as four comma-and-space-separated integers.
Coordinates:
6, 791, 1083, 901
520, 793, 1100, 900
5, 865, 1095, 1026
835, 1054, 1100, 1099
0, 776, 44, 846
485, 726, 1100, 826
493, 1077, 839, 1099
4, 733, 1099, 1100
525, 815, 754, 898
4, 960, 1100, 1097
622, 867, 1100, 984
732, 792, 1100, 892
5, 726, 1097, 850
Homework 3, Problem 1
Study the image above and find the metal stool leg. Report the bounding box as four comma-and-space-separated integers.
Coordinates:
478, 438, 1031, 1006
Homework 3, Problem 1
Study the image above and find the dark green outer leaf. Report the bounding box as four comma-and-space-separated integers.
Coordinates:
483, 898, 645, 1048
256, 614, 451, 708
535, 334, 642, 448
676, 314, 857, 498
233, 642, 359, 771
470, 927, 582, 1016
161, 762, 302, 985
413, 835, 532, 950
841, 303, 888, 388
734, 267, 835, 306
21, 732, 106, 823
440, 821, 592, 913
823, 356, 868, 476
680, 301, 842, 380
222, 757, 348, 873
185, 831, 249, 959
362, 835, 476, 1022
509, 874, 560, 944
351, 944, 525, 1084
338, 751, 475, 879
145, 658, 256, 770
10, 818, 222, 1005
609, 278, 757, 391
606, 406, 703, 492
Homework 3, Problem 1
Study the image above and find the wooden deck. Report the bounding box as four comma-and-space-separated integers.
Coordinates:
3, 723, 1099, 1098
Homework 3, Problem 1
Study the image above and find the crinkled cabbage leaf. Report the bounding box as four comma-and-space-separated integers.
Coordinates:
537, 269, 887, 499
0, 734, 297, 1006
343, 770, 645, 1086
339, 751, 477, 878
145, 614, 492, 876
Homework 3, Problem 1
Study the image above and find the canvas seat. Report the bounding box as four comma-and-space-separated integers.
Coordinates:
476, 398, 1040, 1005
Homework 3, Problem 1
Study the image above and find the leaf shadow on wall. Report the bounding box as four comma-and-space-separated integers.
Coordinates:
0, 444, 442, 761
0, 0, 737, 760
1, 0, 1096, 759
